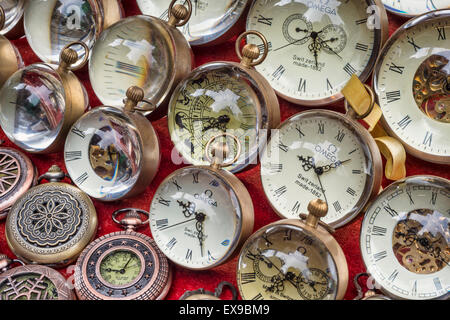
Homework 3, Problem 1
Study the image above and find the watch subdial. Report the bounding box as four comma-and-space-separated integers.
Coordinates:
318, 24, 347, 55
282, 14, 312, 46
412, 52, 450, 123
297, 268, 332, 300
250, 250, 283, 284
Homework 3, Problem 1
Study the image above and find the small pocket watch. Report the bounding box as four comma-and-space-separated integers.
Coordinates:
381, 0, 450, 17
0, 42, 89, 154
0, 145, 37, 220
137, 0, 250, 46
373, 9, 450, 164
24, 0, 123, 67
0, 0, 25, 39
246, 0, 388, 106
260, 107, 383, 228
179, 281, 238, 300
237, 199, 348, 300
5, 165, 98, 268
360, 175, 449, 300
64, 86, 160, 201
89, 0, 193, 119
168, 30, 280, 173
149, 133, 254, 270
0, 254, 75, 300
74, 208, 172, 300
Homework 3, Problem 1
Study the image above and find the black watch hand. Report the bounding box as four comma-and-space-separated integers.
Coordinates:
318, 38, 343, 59
273, 34, 311, 52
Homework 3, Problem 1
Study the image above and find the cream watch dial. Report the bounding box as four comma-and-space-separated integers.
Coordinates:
261, 111, 377, 228
360, 176, 449, 300
382, 0, 450, 17
374, 11, 450, 164
246, 0, 383, 105
136, 0, 249, 46
149, 167, 242, 269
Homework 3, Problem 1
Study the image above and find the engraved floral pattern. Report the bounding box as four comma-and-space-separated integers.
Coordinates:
29, 199, 72, 236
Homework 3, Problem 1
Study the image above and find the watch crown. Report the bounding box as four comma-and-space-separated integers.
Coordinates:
242, 44, 260, 61
0, 254, 12, 272
60, 47, 79, 67
307, 199, 328, 219
126, 86, 145, 104
171, 4, 189, 21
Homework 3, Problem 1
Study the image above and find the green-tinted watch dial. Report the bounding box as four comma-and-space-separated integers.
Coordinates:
0, 273, 58, 300
99, 250, 142, 287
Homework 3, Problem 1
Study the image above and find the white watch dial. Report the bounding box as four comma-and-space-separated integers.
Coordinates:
149, 167, 242, 269
246, 0, 384, 105
261, 111, 378, 228
382, 0, 450, 17
360, 176, 449, 300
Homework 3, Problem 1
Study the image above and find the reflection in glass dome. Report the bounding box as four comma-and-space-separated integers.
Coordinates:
0, 64, 65, 152
0, 0, 25, 35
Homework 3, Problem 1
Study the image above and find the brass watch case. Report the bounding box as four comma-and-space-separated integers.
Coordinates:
0, 35, 22, 88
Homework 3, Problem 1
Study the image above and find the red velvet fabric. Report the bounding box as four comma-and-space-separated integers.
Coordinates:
0, 1, 448, 300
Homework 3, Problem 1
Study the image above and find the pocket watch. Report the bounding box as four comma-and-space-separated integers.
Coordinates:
74, 208, 172, 300
0, 0, 24, 39
136, 0, 250, 46
149, 133, 254, 270
246, 0, 388, 106
373, 9, 450, 165
179, 281, 238, 300
360, 175, 449, 300
24, 0, 123, 67
5, 165, 98, 268
353, 273, 392, 300
0, 145, 37, 220
237, 199, 348, 300
381, 0, 450, 17
0, 5, 23, 88
89, 0, 193, 119
0, 42, 89, 154
260, 107, 383, 228
64, 86, 160, 201
168, 30, 280, 173
0, 254, 75, 300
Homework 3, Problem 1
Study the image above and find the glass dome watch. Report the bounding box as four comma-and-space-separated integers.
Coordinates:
168, 30, 280, 173
245, 0, 389, 106
149, 133, 254, 270
136, 0, 250, 46
381, 0, 450, 17
89, 0, 193, 119
373, 9, 450, 164
0, 0, 24, 39
360, 175, 449, 300
5, 165, 98, 268
64, 86, 160, 201
179, 281, 238, 300
74, 208, 172, 300
24, 0, 123, 67
0, 42, 89, 154
237, 199, 348, 300
0, 254, 75, 300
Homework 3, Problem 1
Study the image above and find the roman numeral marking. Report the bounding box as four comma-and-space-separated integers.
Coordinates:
185, 249, 193, 261
158, 197, 171, 207
291, 201, 301, 214
355, 18, 367, 25
207, 250, 216, 261
335, 130, 345, 142
166, 237, 177, 250
171, 179, 182, 191
355, 43, 368, 51
278, 142, 289, 152
388, 269, 399, 282
346, 187, 356, 196
423, 131, 433, 147
318, 122, 325, 134
407, 36, 421, 52
397, 115, 412, 129
295, 125, 305, 138
384, 203, 398, 217
431, 191, 438, 205
156, 219, 168, 229
373, 250, 387, 262
267, 163, 283, 173
257, 41, 272, 53
352, 169, 362, 174
71, 127, 85, 138
372, 225, 387, 236
272, 65, 285, 80
386, 90, 401, 104
75, 172, 88, 185
65, 151, 82, 162
326, 78, 333, 91
257, 14, 273, 26
412, 281, 418, 296
406, 189, 414, 205
274, 186, 287, 198
437, 26, 446, 40
333, 201, 341, 212
389, 62, 405, 74
240, 272, 256, 285
192, 172, 199, 184
434, 277, 442, 291
298, 78, 306, 92
343, 63, 357, 76
252, 293, 264, 300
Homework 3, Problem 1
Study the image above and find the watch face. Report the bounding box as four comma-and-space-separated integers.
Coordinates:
261, 110, 379, 228
136, 0, 248, 46
150, 167, 242, 269
246, 0, 384, 105
168, 63, 264, 173
24, 0, 99, 66
0, 273, 59, 300
89, 15, 175, 108
237, 223, 339, 300
0, 64, 66, 153
373, 10, 450, 164
99, 250, 142, 287
360, 176, 450, 300
381, 0, 450, 17
0, 0, 24, 35
64, 107, 143, 201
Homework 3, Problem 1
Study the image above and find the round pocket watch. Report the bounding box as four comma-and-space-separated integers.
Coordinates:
246, 0, 388, 106
179, 281, 238, 300
168, 30, 280, 173
381, 0, 450, 17
24, 0, 123, 67
360, 175, 449, 300
137, 0, 250, 46
149, 133, 254, 270
0, 0, 25, 39
0, 5, 24, 88
64, 86, 160, 201
74, 208, 172, 300
0, 145, 37, 220
260, 107, 383, 228
373, 9, 450, 165
237, 199, 348, 300
5, 165, 98, 268
0, 42, 89, 154
89, 0, 193, 119
0, 254, 75, 300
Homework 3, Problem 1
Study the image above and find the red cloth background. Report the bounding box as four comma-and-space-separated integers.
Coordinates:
0, 1, 449, 300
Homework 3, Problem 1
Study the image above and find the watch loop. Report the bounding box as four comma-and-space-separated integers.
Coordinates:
236, 30, 269, 67
112, 208, 150, 231
123, 86, 156, 113
204, 133, 242, 169
215, 281, 238, 300
58, 41, 90, 72
37, 165, 68, 183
